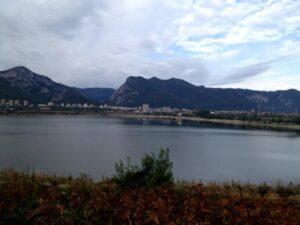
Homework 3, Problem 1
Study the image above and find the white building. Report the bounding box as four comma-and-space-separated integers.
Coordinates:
142, 104, 149, 113
162, 106, 171, 113
14, 100, 20, 105
8, 100, 14, 106
23, 100, 28, 106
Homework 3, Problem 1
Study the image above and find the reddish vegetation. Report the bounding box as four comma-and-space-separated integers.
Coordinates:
0, 171, 299, 225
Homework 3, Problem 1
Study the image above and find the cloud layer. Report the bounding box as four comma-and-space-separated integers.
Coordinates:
0, 0, 299, 89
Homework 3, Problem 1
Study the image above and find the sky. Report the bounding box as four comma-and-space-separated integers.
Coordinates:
0, 0, 299, 90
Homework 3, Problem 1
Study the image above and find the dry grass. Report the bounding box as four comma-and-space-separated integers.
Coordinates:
0, 170, 299, 225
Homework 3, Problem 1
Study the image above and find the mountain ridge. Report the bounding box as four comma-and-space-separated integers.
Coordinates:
0, 66, 114, 104
110, 76, 300, 113
1, 66, 300, 113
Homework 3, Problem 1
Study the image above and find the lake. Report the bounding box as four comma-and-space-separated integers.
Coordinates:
0, 115, 299, 184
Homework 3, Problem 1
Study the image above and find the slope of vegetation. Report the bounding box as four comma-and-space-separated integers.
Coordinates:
0, 149, 299, 225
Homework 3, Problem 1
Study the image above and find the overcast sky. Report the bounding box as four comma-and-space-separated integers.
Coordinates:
0, 0, 299, 90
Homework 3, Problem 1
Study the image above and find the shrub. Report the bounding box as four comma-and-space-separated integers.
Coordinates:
258, 183, 271, 197
276, 184, 295, 198
114, 148, 173, 188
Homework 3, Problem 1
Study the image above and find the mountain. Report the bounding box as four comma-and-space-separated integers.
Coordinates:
0, 66, 91, 104
2, 67, 300, 113
78, 88, 115, 104
111, 76, 300, 113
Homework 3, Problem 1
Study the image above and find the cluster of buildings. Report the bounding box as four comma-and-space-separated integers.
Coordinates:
0, 99, 98, 109
141, 104, 193, 115
1, 99, 296, 117
40, 102, 192, 115
142, 104, 173, 114
0, 99, 193, 115
0, 99, 29, 107
0, 99, 277, 116
110, 104, 191, 114
37, 102, 95, 108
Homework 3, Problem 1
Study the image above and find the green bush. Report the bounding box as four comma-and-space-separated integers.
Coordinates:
114, 148, 174, 188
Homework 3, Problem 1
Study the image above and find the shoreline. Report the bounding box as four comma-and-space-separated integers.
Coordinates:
1, 111, 300, 132
118, 114, 300, 133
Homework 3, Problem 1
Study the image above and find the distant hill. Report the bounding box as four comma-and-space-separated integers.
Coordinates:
78, 88, 115, 104
0, 66, 113, 104
110, 76, 300, 113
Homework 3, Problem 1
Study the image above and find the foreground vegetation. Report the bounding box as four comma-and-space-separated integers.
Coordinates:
0, 150, 299, 225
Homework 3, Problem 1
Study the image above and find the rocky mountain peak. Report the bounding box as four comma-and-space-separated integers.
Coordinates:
110, 75, 300, 113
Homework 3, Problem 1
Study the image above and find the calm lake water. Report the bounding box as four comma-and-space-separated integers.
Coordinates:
0, 116, 299, 183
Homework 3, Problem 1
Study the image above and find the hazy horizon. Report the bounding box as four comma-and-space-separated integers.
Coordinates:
1, 0, 299, 90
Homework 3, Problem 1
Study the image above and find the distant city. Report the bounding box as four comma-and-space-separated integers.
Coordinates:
0, 99, 190, 114
0, 98, 286, 118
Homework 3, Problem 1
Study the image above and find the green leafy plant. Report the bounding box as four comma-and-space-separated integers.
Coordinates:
114, 148, 173, 188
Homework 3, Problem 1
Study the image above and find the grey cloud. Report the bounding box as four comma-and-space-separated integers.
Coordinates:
213, 58, 285, 86
0, 0, 296, 90
41, 0, 106, 38
0, 0, 199, 88
0, 0, 216, 88
7, 0, 105, 39
223, 62, 270, 84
